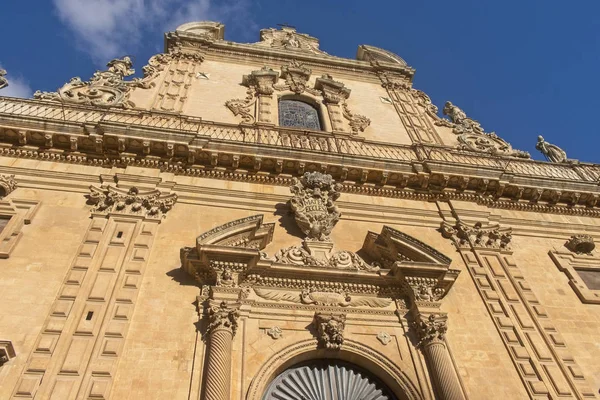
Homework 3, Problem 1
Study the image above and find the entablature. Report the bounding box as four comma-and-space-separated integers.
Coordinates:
2, 96, 600, 216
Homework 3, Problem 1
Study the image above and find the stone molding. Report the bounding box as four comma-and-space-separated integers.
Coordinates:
88, 185, 177, 219
2, 97, 600, 214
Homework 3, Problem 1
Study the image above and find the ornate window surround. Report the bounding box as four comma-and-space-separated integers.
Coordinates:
225, 62, 370, 135
550, 250, 600, 304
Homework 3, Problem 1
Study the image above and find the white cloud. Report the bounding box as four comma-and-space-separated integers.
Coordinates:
52, 0, 253, 62
0, 66, 33, 99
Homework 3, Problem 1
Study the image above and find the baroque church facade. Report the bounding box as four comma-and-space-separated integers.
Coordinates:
0, 21, 599, 400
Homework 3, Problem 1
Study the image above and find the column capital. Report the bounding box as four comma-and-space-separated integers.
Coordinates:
206, 301, 241, 336
415, 313, 448, 346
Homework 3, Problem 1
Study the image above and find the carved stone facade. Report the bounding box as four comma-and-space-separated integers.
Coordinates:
0, 21, 599, 400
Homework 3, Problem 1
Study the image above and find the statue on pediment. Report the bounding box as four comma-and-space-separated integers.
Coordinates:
536, 135, 568, 163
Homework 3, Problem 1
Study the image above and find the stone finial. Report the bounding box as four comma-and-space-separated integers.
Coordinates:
314, 312, 346, 350
415, 313, 448, 346
536, 135, 569, 163
289, 172, 342, 241
0, 69, 8, 90
206, 301, 241, 336
88, 186, 177, 219
565, 234, 595, 254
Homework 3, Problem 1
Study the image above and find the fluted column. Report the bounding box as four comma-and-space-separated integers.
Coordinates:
416, 314, 464, 400
203, 301, 240, 400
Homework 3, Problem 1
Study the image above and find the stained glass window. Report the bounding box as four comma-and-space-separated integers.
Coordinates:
278, 99, 322, 130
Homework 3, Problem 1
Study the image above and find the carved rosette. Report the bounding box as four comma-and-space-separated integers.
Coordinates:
289, 172, 341, 241
88, 186, 177, 219
0, 174, 17, 197
314, 312, 346, 350
415, 313, 448, 346
565, 234, 595, 254
206, 301, 241, 336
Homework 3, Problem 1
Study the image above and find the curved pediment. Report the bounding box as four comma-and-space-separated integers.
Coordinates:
196, 214, 274, 249
357, 45, 408, 67
362, 225, 452, 266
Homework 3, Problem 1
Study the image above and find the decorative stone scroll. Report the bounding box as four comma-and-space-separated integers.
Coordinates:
0, 174, 16, 198
314, 312, 346, 350
565, 234, 595, 254
274, 245, 380, 271
0, 69, 7, 90
290, 171, 341, 241
437, 101, 530, 159
34, 56, 160, 108
88, 186, 177, 219
441, 221, 512, 251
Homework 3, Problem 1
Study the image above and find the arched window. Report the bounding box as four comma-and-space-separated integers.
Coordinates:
278, 99, 322, 130
262, 360, 398, 400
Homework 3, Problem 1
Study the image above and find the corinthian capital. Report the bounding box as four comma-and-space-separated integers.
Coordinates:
206, 301, 241, 336
0, 174, 16, 198
415, 313, 448, 346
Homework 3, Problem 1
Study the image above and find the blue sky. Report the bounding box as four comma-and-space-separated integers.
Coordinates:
1, 1, 599, 163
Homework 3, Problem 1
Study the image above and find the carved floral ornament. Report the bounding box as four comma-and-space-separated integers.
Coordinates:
441, 221, 512, 251
206, 301, 241, 336
414, 313, 448, 346
225, 62, 370, 134
34, 49, 203, 108
0, 174, 17, 198
88, 186, 178, 219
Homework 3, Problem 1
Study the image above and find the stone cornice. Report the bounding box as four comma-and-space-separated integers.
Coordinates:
2, 97, 600, 216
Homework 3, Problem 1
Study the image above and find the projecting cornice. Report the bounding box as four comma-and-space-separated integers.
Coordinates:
1, 96, 600, 216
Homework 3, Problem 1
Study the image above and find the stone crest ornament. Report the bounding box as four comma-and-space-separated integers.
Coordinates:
565, 234, 595, 254
34, 56, 159, 108
266, 326, 283, 339
289, 172, 342, 241
206, 301, 241, 336
314, 312, 346, 350
88, 186, 177, 219
0, 69, 8, 90
256, 26, 328, 56
274, 60, 319, 95
536, 135, 569, 163
376, 331, 392, 345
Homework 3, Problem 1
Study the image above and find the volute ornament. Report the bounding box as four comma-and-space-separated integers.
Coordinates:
536, 135, 569, 163
314, 312, 346, 350
289, 172, 342, 241
0, 69, 7, 90
565, 234, 595, 254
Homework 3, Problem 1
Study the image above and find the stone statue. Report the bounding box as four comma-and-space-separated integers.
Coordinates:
536, 135, 568, 163
442, 101, 467, 124
0, 69, 7, 90
442, 101, 484, 134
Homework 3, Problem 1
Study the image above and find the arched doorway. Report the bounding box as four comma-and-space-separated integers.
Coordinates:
262, 360, 398, 400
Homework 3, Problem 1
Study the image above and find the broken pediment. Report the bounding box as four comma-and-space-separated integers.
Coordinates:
356, 45, 408, 67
